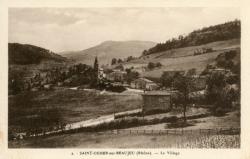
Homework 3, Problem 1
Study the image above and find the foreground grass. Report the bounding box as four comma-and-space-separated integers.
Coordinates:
175, 134, 240, 148
9, 132, 240, 148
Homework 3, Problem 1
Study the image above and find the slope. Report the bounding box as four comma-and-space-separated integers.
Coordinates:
122, 39, 240, 78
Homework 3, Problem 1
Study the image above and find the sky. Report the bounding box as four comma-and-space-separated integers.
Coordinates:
8, 7, 240, 53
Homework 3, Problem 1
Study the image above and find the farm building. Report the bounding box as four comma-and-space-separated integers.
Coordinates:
130, 78, 158, 91
141, 91, 171, 113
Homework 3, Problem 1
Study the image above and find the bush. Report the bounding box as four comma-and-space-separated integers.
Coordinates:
214, 107, 226, 116
166, 121, 193, 128
143, 109, 170, 115
106, 85, 126, 93
155, 62, 162, 67
225, 50, 237, 60
147, 62, 155, 70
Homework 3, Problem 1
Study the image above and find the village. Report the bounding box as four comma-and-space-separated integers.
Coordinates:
9, 50, 240, 142
7, 14, 241, 148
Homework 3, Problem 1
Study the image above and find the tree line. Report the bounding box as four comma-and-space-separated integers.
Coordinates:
111, 56, 136, 65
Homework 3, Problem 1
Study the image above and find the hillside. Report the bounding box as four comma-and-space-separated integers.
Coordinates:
122, 39, 240, 78
142, 20, 240, 56
8, 43, 71, 90
9, 43, 67, 65
62, 41, 156, 65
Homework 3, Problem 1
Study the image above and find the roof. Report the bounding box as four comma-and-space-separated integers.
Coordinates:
134, 77, 154, 83
212, 68, 226, 71
112, 70, 126, 74
142, 91, 171, 96
146, 83, 158, 86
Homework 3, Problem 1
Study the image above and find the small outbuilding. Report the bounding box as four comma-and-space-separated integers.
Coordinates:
141, 91, 171, 113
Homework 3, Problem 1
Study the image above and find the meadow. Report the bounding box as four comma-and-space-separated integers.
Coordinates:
122, 39, 240, 78
8, 88, 142, 133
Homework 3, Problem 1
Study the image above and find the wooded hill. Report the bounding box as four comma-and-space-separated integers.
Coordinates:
9, 43, 67, 65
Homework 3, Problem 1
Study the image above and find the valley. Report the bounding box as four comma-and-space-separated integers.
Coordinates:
8, 19, 241, 148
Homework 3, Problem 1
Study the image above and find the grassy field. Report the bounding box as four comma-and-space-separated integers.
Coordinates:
125, 110, 240, 131
8, 107, 240, 148
9, 131, 240, 148
9, 88, 142, 133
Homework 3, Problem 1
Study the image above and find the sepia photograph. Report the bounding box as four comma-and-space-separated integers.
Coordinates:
7, 7, 241, 149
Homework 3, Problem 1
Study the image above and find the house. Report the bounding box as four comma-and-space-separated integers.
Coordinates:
190, 75, 207, 91
141, 91, 171, 113
130, 78, 158, 91
43, 84, 53, 90
209, 68, 230, 74
106, 70, 127, 82
145, 82, 159, 91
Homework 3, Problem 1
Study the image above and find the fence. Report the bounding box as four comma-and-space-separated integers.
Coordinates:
99, 128, 240, 136
10, 127, 240, 140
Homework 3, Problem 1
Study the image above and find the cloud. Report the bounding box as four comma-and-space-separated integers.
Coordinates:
9, 8, 82, 26
8, 8, 240, 52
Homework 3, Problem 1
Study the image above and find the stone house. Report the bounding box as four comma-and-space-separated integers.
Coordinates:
106, 70, 127, 82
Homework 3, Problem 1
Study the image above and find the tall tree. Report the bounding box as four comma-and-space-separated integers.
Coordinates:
93, 56, 99, 85
206, 72, 226, 105
117, 59, 123, 63
125, 68, 139, 84
111, 58, 117, 65
173, 73, 194, 122
160, 72, 174, 88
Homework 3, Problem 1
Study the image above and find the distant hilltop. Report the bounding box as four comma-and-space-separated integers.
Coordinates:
62, 40, 156, 65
